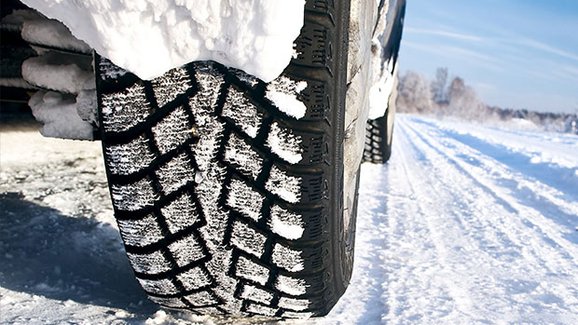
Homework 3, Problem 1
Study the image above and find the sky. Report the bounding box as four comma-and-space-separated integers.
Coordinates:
398, 0, 578, 114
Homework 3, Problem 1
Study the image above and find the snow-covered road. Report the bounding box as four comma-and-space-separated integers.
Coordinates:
327, 115, 578, 324
1, 115, 577, 324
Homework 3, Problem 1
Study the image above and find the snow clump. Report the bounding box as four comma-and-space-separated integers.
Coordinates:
20, 0, 306, 82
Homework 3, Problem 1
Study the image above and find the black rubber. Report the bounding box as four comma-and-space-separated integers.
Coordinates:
363, 115, 393, 164
96, 0, 352, 319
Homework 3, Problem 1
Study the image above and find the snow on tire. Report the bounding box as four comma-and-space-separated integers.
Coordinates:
96, 0, 353, 318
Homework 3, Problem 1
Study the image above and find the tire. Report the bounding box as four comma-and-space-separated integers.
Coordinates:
96, 0, 352, 319
363, 0, 405, 164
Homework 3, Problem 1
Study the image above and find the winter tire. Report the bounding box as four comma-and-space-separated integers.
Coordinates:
363, 0, 405, 164
96, 0, 353, 319
363, 106, 395, 164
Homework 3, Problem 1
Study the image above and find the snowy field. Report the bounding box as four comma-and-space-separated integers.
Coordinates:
1, 114, 577, 324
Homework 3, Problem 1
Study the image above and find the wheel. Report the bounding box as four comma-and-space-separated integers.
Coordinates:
363, 0, 406, 164
96, 0, 354, 318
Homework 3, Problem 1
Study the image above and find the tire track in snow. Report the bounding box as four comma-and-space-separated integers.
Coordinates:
377, 115, 578, 324
401, 117, 578, 264
318, 115, 578, 324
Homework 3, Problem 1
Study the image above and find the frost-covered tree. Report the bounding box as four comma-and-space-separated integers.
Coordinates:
430, 67, 448, 105
397, 71, 433, 113
396, 68, 577, 134
447, 76, 486, 120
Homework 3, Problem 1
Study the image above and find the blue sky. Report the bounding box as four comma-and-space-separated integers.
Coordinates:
398, 0, 578, 114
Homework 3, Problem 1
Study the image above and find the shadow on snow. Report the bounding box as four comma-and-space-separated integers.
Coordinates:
0, 192, 157, 314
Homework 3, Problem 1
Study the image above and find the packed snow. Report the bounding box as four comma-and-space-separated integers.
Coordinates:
28, 91, 94, 140
1, 114, 577, 324
368, 57, 396, 119
20, 0, 306, 82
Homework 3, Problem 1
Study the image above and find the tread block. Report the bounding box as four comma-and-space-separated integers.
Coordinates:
234, 255, 270, 286
222, 87, 263, 138
282, 311, 314, 319
177, 267, 212, 291
266, 122, 303, 164
224, 133, 263, 180
205, 248, 234, 283
193, 307, 224, 315
230, 220, 267, 258
265, 76, 308, 119
272, 243, 305, 272
266, 166, 302, 203
246, 302, 278, 316
188, 66, 223, 116
101, 83, 151, 133
184, 291, 219, 307
138, 278, 178, 295
301, 174, 324, 202
227, 178, 265, 222
189, 118, 224, 172
161, 192, 199, 234
111, 177, 157, 212
155, 152, 195, 195
275, 274, 308, 296
168, 234, 205, 267
152, 106, 193, 155
268, 205, 305, 240
239, 284, 274, 305
303, 134, 325, 164
278, 297, 311, 312
127, 250, 171, 275
117, 214, 164, 247
151, 67, 192, 108
196, 167, 229, 244
105, 135, 154, 175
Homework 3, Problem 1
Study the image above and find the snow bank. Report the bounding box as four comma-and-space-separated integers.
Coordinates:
20, 0, 305, 82
22, 52, 93, 94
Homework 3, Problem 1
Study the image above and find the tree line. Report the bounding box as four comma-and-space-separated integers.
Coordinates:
396, 68, 578, 134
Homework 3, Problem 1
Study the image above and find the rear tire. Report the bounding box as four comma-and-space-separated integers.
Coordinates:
362, 0, 405, 164
363, 79, 397, 164
96, 0, 353, 318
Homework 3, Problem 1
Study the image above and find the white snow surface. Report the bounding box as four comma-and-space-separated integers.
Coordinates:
20, 0, 305, 82
368, 57, 395, 119
28, 91, 94, 140
2, 114, 578, 324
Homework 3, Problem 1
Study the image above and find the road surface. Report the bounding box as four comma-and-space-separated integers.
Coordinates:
1, 115, 577, 324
